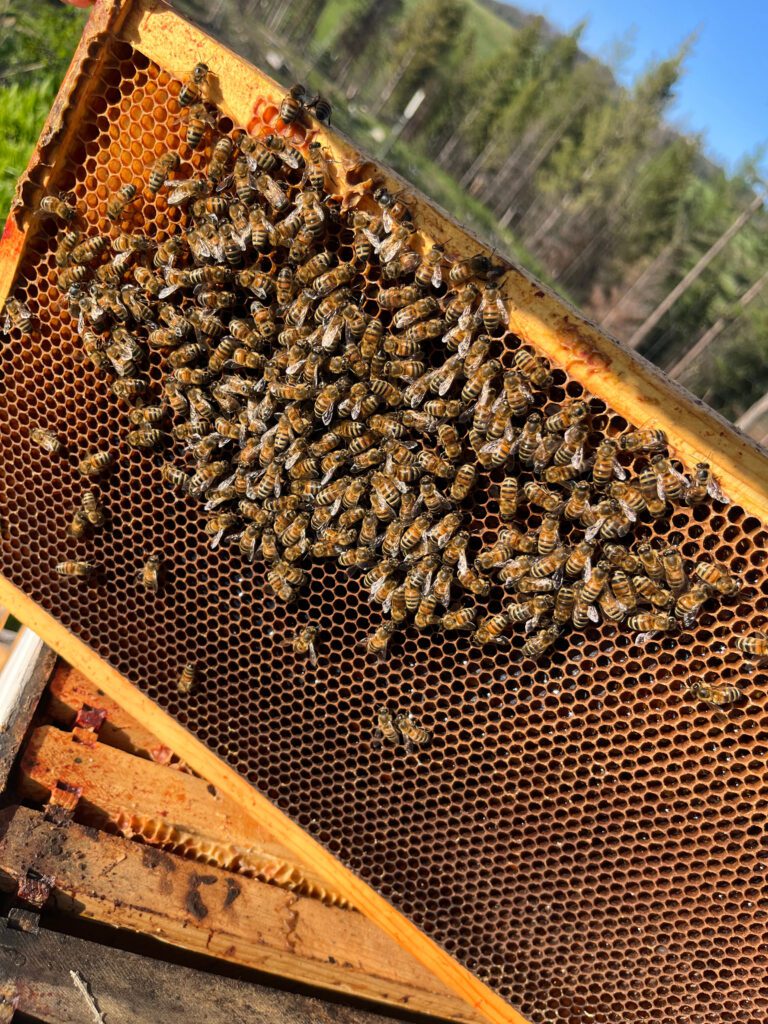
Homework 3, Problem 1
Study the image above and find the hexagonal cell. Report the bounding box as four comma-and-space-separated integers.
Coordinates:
1, 36, 767, 1024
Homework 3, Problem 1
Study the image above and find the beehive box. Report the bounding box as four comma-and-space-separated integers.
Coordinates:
1, 3, 768, 1023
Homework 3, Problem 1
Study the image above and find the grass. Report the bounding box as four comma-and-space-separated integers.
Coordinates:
0, 76, 59, 223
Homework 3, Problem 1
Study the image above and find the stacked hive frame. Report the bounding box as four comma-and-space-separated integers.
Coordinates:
1, 3, 767, 1022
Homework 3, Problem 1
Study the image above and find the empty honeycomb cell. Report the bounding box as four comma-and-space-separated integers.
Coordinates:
1, 37, 768, 1024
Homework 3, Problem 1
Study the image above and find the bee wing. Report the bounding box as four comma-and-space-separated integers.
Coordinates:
584, 519, 605, 543
277, 148, 302, 170
322, 316, 343, 352
363, 229, 383, 253
457, 549, 469, 575
167, 180, 199, 205
618, 500, 637, 523
633, 630, 658, 644
495, 295, 508, 323
431, 265, 443, 288
210, 528, 227, 550
458, 306, 475, 330
379, 234, 405, 264
613, 460, 627, 481
370, 573, 392, 600
707, 476, 730, 503
215, 173, 235, 193
587, 604, 600, 623
258, 175, 287, 209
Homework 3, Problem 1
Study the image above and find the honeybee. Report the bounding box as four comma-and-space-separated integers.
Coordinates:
161, 463, 191, 493
496, 477, 518, 521
69, 235, 108, 265
441, 606, 476, 631
513, 348, 551, 388
582, 561, 609, 603
523, 480, 562, 512
522, 625, 560, 660
619, 428, 668, 453
136, 554, 161, 594
632, 575, 673, 608
461, 360, 501, 403
545, 400, 588, 434
396, 713, 430, 749
55, 560, 96, 578
189, 460, 229, 498
572, 582, 598, 629
106, 183, 138, 221
290, 625, 318, 666
627, 612, 674, 633
308, 94, 332, 124
263, 133, 305, 171
564, 540, 594, 578
178, 61, 211, 106
30, 427, 63, 454
177, 662, 197, 695
254, 172, 288, 210
735, 631, 768, 657
637, 543, 664, 580
457, 564, 491, 596
67, 508, 89, 540
592, 439, 625, 487
563, 481, 591, 522
279, 83, 308, 124
476, 283, 506, 333
661, 548, 686, 592
377, 705, 401, 744
688, 680, 742, 709
693, 561, 740, 596
685, 462, 729, 505
553, 586, 576, 626
148, 151, 180, 194
379, 284, 422, 310
414, 244, 446, 289
449, 255, 503, 285
127, 427, 167, 449
598, 585, 627, 622
531, 547, 567, 579
537, 513, 561, 555
78, 451, 113, 477
80, 489, 105, 527
609, 480, 645, 518
41, 194, 77, 223
55, 229, 81, 267
415, 593, 440, 628
674, 584, 711, 624
517, 413, 542, 467
450, 464, 477, 501
363, 621, 395, 658
651, 455, 687, 503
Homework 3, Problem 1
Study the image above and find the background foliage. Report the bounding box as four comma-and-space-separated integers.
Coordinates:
1, 0, 766, 431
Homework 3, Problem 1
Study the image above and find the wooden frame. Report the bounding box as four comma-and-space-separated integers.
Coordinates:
1, 3, 767, 1023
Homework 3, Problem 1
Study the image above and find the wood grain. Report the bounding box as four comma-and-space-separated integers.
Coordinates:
0, 805, 481, 1023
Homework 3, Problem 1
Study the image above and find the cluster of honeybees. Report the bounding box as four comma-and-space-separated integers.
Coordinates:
11, 62, 767, 707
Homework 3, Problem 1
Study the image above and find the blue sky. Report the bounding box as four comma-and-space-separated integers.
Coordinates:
512, 0, 768, 172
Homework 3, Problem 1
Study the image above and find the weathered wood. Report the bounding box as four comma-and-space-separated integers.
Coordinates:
46, 663, 179, 766
0, 631, 57, 792
0, 806, 481, 1023
19, 724, 351, 907
0, 920, 415, 1024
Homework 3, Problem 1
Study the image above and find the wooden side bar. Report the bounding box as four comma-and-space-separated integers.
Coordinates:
0, 805, 482, 1024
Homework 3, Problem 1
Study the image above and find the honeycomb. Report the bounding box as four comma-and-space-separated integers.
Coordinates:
2, 38, 768, 1024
